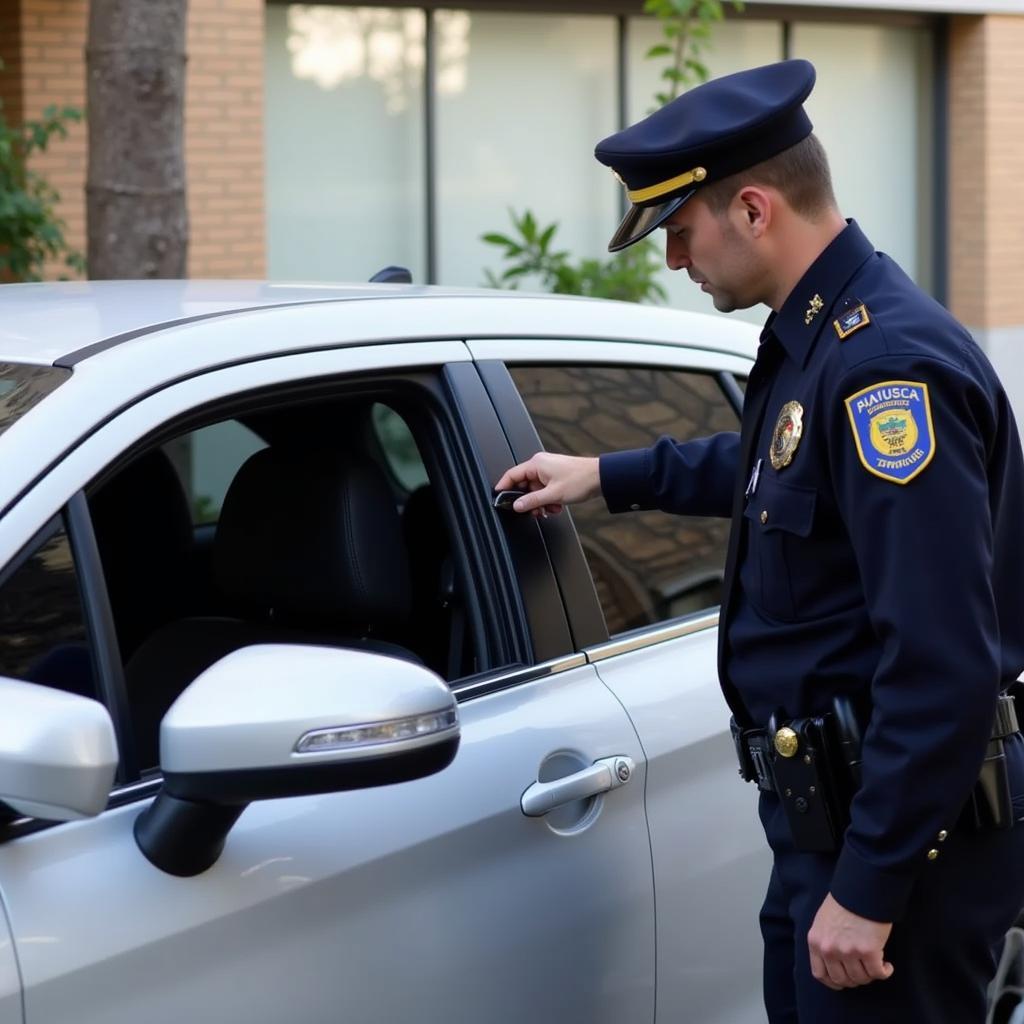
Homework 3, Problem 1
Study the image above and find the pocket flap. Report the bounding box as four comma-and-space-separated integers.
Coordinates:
744, 476, 817, 538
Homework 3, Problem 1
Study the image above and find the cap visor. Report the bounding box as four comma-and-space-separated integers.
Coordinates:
607, 189, 695, 253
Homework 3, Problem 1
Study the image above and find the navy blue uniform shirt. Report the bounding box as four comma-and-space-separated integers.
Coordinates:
600, 221, 1024, 922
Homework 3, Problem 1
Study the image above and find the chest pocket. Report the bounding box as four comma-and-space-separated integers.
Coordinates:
742, 475, 817, 622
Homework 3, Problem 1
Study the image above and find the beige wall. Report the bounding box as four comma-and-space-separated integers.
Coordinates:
4, 0, 265, 279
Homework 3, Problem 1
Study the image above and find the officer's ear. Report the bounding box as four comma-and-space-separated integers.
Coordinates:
734, 186, 772, 239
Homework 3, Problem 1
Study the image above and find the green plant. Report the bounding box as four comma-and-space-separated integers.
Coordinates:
483, 209, 667, 305
644, 0, 745, 107
0, 60, 84, 282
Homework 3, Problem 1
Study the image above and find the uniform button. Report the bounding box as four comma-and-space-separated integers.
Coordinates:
937, 830, 948, 842
760, 510, 768, 524
630, 503, 640, 511
927, 849, 940, 861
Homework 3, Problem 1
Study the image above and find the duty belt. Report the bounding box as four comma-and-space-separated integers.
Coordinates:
732, 693, 1021, 851
736, 693, 1020, 794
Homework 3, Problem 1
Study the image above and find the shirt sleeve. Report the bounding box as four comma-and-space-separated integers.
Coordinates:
599, 431, 740, 517
826, 352, 1001, 922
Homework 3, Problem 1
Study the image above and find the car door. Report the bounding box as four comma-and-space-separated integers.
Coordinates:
469, 336, 770, 1024
0, 339, 655, 1023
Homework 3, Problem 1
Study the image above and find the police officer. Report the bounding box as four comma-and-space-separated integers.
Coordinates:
496, 59, 1024, 1022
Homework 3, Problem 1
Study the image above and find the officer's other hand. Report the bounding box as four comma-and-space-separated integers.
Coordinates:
807, 892, 894, 990
494, 453, 601, 517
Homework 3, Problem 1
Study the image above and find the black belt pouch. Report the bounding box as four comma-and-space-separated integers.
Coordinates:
772, 716, 853, 854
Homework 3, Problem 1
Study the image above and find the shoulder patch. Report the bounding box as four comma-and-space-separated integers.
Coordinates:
843, 380, 935, 484
834, 303, 871, 340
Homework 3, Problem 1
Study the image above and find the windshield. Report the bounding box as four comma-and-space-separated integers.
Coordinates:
0, 363, 70, 438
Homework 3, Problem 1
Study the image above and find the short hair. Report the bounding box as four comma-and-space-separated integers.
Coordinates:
698, 133, 837, 220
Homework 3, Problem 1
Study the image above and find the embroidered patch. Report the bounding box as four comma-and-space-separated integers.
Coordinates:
844, 380, 935, 484
834, 303, 871, 340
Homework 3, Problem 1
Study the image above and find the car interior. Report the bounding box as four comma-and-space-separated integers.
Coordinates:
86, 391, 474, 771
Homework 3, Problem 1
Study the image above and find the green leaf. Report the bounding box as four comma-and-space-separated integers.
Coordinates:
645, 44, 673, 58
481, 232, 516, 247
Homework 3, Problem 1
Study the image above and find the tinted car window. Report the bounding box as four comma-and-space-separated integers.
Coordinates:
0, 522, 94, 698
509, 364, 738, 635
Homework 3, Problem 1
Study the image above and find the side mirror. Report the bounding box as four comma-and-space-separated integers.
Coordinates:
134, 645, 460, 876
0, 677, 118, 821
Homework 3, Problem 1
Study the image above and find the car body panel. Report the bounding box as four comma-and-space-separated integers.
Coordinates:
0, 665, 655, 1024
588, 626, 769, 1024
0, 282, 766, 1022
0, 900, 21, 1024
0, 282, 759, 369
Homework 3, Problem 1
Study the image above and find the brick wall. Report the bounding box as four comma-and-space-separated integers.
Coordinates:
949, 14, 1024, 329
185, 0, 266, 278
19, 0, 89, 279
12, 0, 266, 280
0, 2, 25, 128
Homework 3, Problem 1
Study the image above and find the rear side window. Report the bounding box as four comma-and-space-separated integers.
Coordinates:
0, 363, 70, 437
510, 364, 738, 635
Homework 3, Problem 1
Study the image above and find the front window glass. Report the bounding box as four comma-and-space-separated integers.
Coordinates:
510, 364, 738, 635
0, 363, 70, 437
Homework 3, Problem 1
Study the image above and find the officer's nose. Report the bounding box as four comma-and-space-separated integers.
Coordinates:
665, 231, 691, 272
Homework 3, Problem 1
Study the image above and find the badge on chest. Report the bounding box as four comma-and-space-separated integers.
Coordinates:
770, 400, 804, 470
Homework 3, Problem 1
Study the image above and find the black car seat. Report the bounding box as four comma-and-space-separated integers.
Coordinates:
88, 447, 194, 662
125, 445, 420, 768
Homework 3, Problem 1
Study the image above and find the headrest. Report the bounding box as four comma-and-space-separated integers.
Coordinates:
214, 447, 411, 626
91, 447, 192, 551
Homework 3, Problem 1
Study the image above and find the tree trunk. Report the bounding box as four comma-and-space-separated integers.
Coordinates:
86, 0, 188, 279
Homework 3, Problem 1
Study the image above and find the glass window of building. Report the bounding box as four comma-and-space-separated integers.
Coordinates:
793, 22, 935, 292
265, 5, 427, 282
436, 11, 619, 289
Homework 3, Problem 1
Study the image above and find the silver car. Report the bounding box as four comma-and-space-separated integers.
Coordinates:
0, 280, 767, 1023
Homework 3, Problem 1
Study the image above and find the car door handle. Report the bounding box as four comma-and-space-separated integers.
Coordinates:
521, 756, 635, 817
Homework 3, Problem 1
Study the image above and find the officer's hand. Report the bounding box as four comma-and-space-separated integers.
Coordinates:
807, 893, 894, 990
495, 453, 601, 516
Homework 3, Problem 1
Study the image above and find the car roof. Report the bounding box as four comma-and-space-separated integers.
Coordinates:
0, 280, 759, 368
